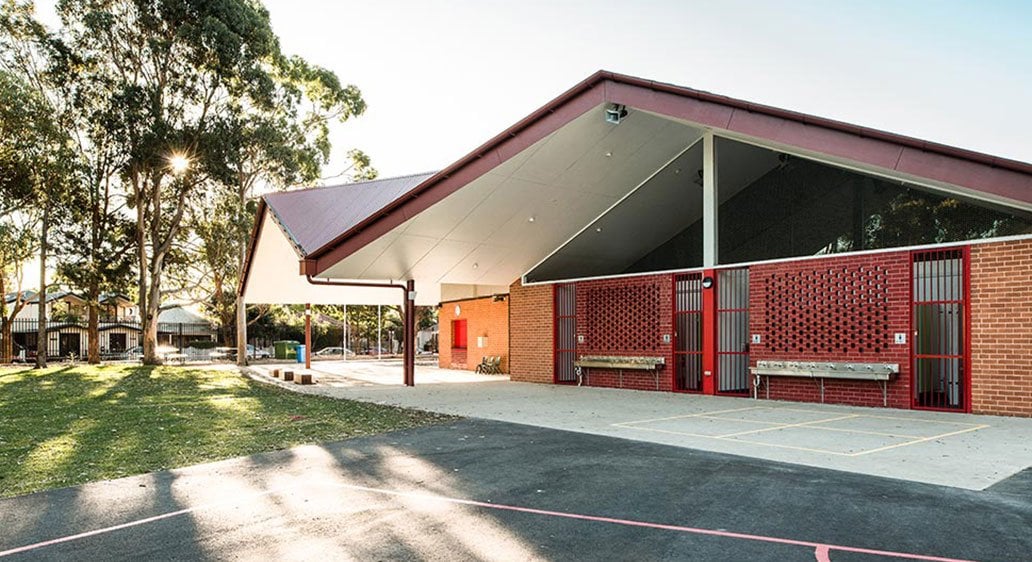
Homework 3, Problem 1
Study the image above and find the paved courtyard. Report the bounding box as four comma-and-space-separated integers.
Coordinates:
249, 361, 1032, 490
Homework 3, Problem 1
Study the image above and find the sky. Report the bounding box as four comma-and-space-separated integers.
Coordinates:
19, 0, 1032, 290
255, 0, 1032, 180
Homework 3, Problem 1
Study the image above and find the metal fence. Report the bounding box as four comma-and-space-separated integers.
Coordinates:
0, 318, 214, 363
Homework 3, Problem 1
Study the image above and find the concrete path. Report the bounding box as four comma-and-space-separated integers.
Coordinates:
3, 419, 1030, 561
248, 361, 1032, 490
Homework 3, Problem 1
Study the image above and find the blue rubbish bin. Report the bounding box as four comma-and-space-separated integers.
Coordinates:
296, 345, 305, 363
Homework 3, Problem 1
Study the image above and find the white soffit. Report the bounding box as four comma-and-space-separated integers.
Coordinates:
244, 208, 440, 306
526, 137, 783, 281
319, 106, 705, 286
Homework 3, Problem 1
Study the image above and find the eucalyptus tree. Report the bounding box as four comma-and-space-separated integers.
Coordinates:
210, 55, 372, 365
52, 0, 291, 364
0, 57, 74, 367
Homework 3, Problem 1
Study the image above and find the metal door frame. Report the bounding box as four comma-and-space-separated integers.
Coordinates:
716, 268, 751, 395
672, 272, 703, 393
910, 246, 971, 412
554, 283, 577, 384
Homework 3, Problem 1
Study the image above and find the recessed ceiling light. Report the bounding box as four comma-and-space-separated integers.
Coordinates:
673, 168, 681, 174
604, 151, 613, 158
473, 263, 479, 269
528, 216, 535, 223
595, 227, 603, 232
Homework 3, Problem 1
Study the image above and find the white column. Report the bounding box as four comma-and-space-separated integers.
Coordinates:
702, 132, 718, 267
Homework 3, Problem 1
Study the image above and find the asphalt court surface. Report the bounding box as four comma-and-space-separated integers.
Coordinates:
613, 405, 989, 456
2, 419, 1030, 561
251, 364, 1032, 490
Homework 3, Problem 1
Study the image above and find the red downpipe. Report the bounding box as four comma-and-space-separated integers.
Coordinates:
305, 275, 415, 387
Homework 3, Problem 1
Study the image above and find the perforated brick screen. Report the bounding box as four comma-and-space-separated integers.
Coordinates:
580, 280, 663, 353
765, 264, 891, 355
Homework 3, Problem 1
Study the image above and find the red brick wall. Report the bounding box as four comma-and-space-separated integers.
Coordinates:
438, 296, 509, 372
970, 239, 1032, 417
509, 280, 553, 383
749, 251, 913, 408
576, 274, 674, 391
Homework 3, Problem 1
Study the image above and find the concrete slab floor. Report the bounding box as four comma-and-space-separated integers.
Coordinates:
244, 362, 1032, 491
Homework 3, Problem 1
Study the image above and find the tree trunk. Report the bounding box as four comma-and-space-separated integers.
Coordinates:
142, 262, 162, 365
35, 209, 48, 369
236, 292, 247, 367
1, 319, 11, 364
87, 281, 100, 364
1, 273, 9, 364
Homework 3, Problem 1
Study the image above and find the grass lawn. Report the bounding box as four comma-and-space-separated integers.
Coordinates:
0, 364, 455, 498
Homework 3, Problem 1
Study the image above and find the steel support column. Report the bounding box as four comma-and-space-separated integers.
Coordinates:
304, 303, 312, 369
703, 132, 719, 268
404, 279, 415, 387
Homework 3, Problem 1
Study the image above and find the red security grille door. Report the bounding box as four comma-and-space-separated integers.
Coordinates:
674, 273, 703, 392
717, 268, 750, 395
554, 284, 577, 384
911, 249, 969, 411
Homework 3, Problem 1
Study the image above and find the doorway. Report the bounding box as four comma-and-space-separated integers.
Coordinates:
554, 283, 577, 384
911, 248, 969, 411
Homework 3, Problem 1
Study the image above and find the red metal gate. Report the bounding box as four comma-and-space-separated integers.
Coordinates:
673, 273, 703, 392
554, 283, 577, 384
716, 268, 751, 395
911, 248, 970, 411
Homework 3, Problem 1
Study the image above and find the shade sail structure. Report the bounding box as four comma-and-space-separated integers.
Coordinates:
241, 70, 1032, 305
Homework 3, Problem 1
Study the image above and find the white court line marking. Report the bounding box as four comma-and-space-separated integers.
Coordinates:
0, 484, 300, 558
0, 482, 976, 562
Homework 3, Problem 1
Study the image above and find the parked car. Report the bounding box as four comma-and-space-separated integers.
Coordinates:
123, 345, 178, 361
209, 346, 237, 360
314, 346, 354, 357
246, 344, 271, 359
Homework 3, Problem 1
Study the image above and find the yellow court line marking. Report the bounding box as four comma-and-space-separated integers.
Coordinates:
773, 407, 988, 427
795, 425, 927, 440
615, 406, 765, 426
716, 415, 860, 438
609, 424, 740, 441
849, 424, 991, 457
613, 418, 991, 457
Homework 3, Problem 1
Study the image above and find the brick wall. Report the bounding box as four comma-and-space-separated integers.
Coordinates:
576, 274, 674, 391
749, 251, 913, 408
970, 239, 1032, 417
509, 280, 553, 383
438, 296, 509, 372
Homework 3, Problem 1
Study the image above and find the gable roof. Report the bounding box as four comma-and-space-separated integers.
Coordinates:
263, 172, 436, 256
292, 70, 1031, 278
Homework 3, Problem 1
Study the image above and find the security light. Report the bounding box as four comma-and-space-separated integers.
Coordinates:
702, 276, 714, 289
604, 104, 628, 124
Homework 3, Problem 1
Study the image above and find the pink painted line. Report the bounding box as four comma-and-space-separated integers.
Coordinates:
2, 481, 977, 562
326, 483, 976, 562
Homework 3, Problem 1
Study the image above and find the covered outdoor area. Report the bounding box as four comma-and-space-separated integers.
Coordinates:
240, 70, 1031, 415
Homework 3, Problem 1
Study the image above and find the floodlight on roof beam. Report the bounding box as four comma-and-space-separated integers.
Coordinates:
604, 103, 628, 124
